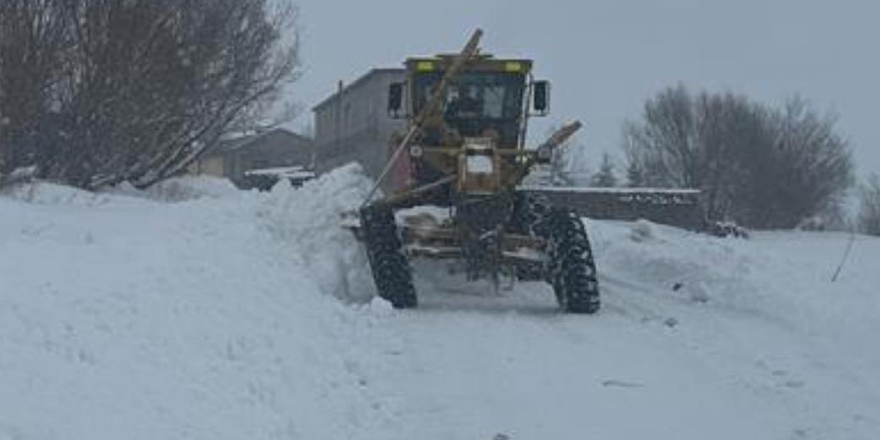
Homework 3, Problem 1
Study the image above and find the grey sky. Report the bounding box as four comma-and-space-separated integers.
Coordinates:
288, 0, 880, 177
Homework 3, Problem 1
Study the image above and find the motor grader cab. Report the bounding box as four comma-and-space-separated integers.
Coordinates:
357, 29, 600, 313
387, 55, 545, 196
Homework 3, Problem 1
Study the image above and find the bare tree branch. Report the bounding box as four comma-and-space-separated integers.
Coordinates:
623, 86, 853, 228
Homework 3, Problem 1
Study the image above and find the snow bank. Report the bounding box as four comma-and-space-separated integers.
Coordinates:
588, 220, 880, 439
594, 219, 880, 340
106, 175, 243, 202
1, 181, 129, 207
1, 174, 241, 207
2, 166, 879, 440
0, 168, 393, 440
257, 163, 376, 303
592, 219, 760, 311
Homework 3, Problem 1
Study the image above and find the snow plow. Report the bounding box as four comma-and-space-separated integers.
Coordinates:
354, 29, 599, 313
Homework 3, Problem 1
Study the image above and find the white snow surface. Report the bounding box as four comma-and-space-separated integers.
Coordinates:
2, 165, 879, 440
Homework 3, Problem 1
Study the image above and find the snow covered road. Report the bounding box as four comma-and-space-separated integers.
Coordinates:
2, 168, 879, 440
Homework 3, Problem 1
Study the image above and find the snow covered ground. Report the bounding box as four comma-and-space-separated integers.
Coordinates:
1, 166, 879, 440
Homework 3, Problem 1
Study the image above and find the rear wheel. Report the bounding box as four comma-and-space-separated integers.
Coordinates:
360, 204, 417, 309
545, 208, 600, 314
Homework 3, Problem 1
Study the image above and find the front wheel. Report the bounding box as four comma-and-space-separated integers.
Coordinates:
360, 204, 418, 309
545, 208, 600, 314
510, 191, 550, 281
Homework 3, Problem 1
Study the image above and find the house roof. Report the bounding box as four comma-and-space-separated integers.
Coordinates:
208, 128, 312, 155
312, 68, 405, 112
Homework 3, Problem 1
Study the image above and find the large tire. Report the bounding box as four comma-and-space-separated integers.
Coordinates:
544, 208, 600, 314
510, 192, 550, 281
360, 204, 417, 309
510, 191, 550, 237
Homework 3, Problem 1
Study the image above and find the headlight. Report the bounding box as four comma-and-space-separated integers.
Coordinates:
466, 155, 494, 174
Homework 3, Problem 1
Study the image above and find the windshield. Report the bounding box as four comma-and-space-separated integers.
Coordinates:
414, 72, 525, 119
413, 71, 525, 144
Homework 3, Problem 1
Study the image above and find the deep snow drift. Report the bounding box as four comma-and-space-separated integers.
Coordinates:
1, 166, 878, 440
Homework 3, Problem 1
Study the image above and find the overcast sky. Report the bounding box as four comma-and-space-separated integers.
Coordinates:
287, 0, 880, 177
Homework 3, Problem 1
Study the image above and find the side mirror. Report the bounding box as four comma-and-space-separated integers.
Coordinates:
388, 82, 404, 116
533, 80, 550, 115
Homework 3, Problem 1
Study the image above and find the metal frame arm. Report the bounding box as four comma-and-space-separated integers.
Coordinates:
361, 29, 484, 208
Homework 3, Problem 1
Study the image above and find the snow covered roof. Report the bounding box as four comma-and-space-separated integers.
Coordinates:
209, 128, 312, 155
243, 166, 316, 180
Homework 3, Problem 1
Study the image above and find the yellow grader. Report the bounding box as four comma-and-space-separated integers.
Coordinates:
356, 29, 599, 313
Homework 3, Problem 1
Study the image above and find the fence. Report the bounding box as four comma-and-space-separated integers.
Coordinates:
522, 186, 704, 230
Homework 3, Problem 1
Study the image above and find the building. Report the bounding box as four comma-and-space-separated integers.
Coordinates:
312, 68, 405, 181
191, 128, 313, 189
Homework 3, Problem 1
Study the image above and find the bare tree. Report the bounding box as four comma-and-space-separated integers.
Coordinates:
751, 97, 854, 228
0, 0, 301, 189
623, 87, 765, 220
623, 85, 697, 188
696, 92, 773, 223
0, 0, 69, 177
859, 173, 880, 236
623, 86, 853, 228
